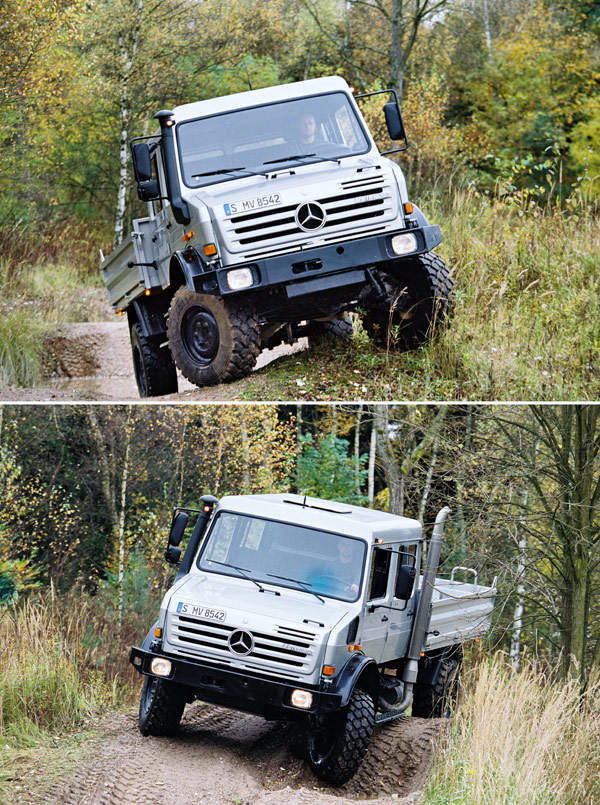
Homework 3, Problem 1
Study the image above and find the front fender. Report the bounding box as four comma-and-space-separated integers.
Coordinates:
169, 250, 218, 294
331, 654, 379, 707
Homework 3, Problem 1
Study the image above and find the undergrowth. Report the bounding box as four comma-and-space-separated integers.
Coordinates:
424, 655, 600, 804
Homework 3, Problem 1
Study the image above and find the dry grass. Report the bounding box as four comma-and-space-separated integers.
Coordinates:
424, 655, 600, 804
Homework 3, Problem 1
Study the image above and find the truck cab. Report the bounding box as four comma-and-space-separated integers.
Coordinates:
102, 77, 453, 396
131, 494, 495, 785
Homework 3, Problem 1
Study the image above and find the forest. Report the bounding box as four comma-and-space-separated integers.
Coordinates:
1, 0, 599, 399
1, 403, 599, 801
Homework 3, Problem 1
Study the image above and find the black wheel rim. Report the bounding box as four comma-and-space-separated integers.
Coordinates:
308, 716, 339, 767
181, 306, 220, 365
132, 342, 148, 396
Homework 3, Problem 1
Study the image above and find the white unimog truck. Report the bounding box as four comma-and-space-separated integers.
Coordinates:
130, 494, 495, 785
102, 76, 453, 397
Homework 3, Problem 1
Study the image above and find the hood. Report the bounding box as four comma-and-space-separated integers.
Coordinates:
189, 157, 402, 263
162, 571, 351, 680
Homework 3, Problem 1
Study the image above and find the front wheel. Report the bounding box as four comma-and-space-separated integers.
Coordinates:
138, 675, 187, 736
167, 287, 260, 387
306, 317, 353, 348
361, 252, 453, 350
307, 689, 375, 786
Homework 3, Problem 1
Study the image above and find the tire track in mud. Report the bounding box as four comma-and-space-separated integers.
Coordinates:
43, 703, 446, 805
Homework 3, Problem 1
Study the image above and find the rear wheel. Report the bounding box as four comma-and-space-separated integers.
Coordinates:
412, 655, 462, 718
167, 287, 260, 387
307, 689, 374, 786
306, 317, 353, 347
138, 676, 187, 736
361, 252, 453, 350
130, 322, 178, 398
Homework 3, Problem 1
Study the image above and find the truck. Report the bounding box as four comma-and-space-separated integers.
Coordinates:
101, 76, 453, 397
130, 494, 496, 785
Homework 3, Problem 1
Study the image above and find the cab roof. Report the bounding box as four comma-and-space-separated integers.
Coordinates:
171, 76, 351, 124
215, 493, 422, 543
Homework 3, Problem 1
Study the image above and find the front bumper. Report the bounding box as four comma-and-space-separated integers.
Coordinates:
130, 646, 342, 719
191, 225, 442, 305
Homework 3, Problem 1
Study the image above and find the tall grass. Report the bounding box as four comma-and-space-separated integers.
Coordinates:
424, 655, 600, 805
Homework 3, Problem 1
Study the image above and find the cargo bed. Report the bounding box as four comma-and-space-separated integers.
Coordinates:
426, 569, 496, 650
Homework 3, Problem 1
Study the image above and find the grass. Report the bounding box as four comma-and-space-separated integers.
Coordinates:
238, 191, 600, 401
424, 655, 600, 805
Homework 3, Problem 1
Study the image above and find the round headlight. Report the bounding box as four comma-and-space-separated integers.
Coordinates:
227, 267, 254, 290
391, 233, 417, 256
150, 657, 172, 677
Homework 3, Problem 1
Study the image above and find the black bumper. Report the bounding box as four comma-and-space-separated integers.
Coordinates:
130, 646, 342, 719
196, 225, 442, 302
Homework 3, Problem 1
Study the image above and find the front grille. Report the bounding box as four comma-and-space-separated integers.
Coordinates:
169, 614, 317, 674
221, 175, 397, 253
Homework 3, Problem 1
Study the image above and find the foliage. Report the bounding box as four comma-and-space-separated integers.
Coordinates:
296, 431, 367, 504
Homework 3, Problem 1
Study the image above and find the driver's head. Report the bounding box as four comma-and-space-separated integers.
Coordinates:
337, 540, 355, 564
298, 113, 317, 144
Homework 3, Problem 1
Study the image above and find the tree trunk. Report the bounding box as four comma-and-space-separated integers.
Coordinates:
368, 415, 376, 504
374, 405, 403, 514
354, 404, 363, 498
113, 0, 144, 248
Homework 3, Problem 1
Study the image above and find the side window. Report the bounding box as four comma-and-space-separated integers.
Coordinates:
393, 543, 417, 597
368, 548, 391, 600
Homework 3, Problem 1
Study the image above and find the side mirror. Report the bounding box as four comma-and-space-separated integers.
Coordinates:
395, 564, 416, 600
137, 179, 160, 201
131, 143, 153, 182
164, 511, 189, 565
383, 102, 407, 142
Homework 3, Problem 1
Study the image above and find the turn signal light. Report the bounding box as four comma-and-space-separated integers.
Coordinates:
154, 627, 162, 638
404, 202, 414, 214
322, 665, 336, 676
203, 243, 217, 256
145, 289, 151, 296
182, 231, 195, 242
348, 644, 362, 652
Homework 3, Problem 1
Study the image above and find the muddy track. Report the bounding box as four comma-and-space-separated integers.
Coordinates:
39, 703, 445, 805
0, 320, 307, 402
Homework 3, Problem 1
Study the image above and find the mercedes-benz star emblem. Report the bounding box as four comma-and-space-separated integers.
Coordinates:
227, 629, 254, 655
295, 201, 326, 232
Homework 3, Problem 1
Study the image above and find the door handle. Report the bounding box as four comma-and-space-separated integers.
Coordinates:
381, 615, 389, 622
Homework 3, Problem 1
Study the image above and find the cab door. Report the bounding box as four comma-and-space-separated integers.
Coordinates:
380, 542, 419, 663
149, 148, 172, 288
361, 546, 393, 663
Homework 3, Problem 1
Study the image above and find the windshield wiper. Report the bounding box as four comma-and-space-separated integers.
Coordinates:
267, 573, 325, 604
192, 167, 247, 177
208, 559, 269, 593
263, 153, 316, 165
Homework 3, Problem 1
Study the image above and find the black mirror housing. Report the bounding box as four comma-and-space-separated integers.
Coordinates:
168, 511, 190, 547
384, 102, 407, 142
165, 545, 182, 565
137, 179, 160, 201
395, 564, 416, 600
131, 142, 153, 182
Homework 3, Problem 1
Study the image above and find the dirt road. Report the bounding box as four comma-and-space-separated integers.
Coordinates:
39, 703, 444, 805
0, 321, 306, 402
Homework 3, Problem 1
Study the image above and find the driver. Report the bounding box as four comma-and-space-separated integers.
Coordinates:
309, 539, 360, 597
295, 112, 327, 148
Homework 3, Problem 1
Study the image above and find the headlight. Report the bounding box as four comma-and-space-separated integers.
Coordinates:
150, 657, 172, 677
291, 689, 313, 709
227, 267, 254, 290
391, 233, 417, 256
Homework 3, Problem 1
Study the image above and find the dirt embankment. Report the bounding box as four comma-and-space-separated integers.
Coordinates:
0, 320, 305, 402
36, 704, 445, 805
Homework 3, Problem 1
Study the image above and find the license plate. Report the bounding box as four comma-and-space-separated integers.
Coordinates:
176, 602, 226, 622
224, 193, 282, 216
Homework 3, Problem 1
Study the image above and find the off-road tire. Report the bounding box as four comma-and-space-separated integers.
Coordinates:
307, 689, 375, 786
362, 251, 453, 350
306, 317, 353, 347
166, 287, 260, 387
138, 675, 187, 737
412, 656, 461, 718
130, 322, 178, 398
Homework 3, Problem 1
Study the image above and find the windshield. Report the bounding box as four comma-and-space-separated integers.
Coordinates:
177, 92, 370, 188
197, 511, 366, 602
